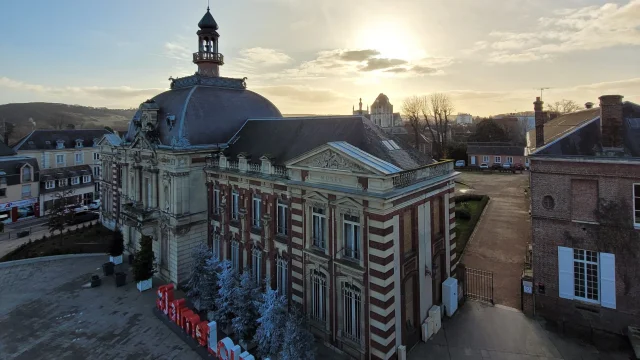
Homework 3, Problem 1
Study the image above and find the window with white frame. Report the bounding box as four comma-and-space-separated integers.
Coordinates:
56, 154, 65, 165
276, 256, 288, 296
252, 196, 261, 228
482, 156, 489, 163
75, 140, 83, 148
45, 180, 55, 190
71, 176, 80, 185
312, 207, 326, 249
58, 179, 68, 187
507, 156, 514, 164
82, 175, 91, 183
213, 232, 221, 260
56, 140, 64, 149
558, 246, 616, 309
251, 247, 262, 283
311, 270, 327, 323
634, 184, 639, 227
342, 283, 362, 343
94, 166, 101, 177
21, 166, 31, 182
343, 214, 360, 260
277, 201, 288, 235
231, 191, 239, 220
213, 189, 220, 215
494, 156, 501, 163
75, 153, 83, 164
231, 240, 240, 270
93, 152, 100, 160
21, 184, 31, 198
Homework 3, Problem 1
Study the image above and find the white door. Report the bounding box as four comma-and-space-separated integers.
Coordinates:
471, 156, 476, 165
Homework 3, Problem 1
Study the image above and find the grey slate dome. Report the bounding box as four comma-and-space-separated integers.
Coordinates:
198, 7, 218, 30
124, 85, 282, 146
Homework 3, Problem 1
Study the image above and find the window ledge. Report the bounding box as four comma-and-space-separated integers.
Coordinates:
304, 247, 329, 260
571, 220, 600, 225
334, 258, 365, 273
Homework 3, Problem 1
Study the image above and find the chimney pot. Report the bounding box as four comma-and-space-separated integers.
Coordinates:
585, 102, 594, 109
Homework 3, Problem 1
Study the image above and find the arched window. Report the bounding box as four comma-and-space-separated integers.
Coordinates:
251, 246, 262, 283
231, 240, 240, 270
343, 283, 362, 342
276, 255, 288, 296
311, 270, 327, 322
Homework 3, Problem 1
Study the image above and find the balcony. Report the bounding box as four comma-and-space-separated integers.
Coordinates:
193, 52, 224, 64
205, 156, 289, 179
392, 160, 454, 188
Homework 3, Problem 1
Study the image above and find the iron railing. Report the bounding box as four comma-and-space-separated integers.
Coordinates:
464, 267, 494, 304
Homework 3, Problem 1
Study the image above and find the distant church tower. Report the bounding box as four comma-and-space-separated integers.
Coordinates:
370, 93, 395, 128
352, 98, 369, 116
193, 7, 224, 77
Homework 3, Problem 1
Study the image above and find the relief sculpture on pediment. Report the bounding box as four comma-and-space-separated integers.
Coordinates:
300, 150, 369, 173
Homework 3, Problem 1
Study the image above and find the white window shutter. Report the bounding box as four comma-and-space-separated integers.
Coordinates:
599, 253, 616, 309
558, 246, 574, 300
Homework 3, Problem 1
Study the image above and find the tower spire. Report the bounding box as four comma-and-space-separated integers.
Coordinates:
194, 6, 223, 77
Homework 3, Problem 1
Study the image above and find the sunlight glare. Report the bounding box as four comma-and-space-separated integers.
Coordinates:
352, 20, 424, 62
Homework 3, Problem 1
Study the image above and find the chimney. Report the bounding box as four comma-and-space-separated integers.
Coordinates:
534, 97, 545, 148
585, 102, 594, 109
599, 95, 624, 148
549, 112, 559, 121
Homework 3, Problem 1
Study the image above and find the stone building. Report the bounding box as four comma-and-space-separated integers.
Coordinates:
0, 141, 40, 223
529, 95, 640, 337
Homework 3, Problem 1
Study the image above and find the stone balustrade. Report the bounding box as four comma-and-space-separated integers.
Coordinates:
391, 160, 454, 188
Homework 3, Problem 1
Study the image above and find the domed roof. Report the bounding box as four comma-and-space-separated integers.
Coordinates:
374, 93, 390, 105
198, 8, 219, 30
124, 84, 282, 146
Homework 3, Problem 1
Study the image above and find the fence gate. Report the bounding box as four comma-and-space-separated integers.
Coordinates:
464, 267, 494, 304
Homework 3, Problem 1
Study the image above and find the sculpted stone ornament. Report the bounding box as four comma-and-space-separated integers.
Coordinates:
170, 136, 191, 148
302, 150, 369, 173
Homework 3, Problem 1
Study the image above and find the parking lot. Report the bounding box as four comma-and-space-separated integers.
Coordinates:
456, 171, 530, 308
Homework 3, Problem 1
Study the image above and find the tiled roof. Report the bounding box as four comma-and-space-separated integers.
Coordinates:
12, 129, 111, 151
39, 165, 94, 193
0, 156, 39, 185
223, 116, 431, 170
528, 108, 600, 148
467, 143, 524, 156
327, 142, 402, 175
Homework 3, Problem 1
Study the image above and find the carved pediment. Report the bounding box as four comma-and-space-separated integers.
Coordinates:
295, 149, 371, 174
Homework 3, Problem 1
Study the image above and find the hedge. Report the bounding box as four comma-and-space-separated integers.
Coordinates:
454, 195, 490, 259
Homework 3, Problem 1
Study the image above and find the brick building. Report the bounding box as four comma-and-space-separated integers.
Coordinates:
529, 95, 640, 336
204, 118, 458, 359
466, 142, 525, 167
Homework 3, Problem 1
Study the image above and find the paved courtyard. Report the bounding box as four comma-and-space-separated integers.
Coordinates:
456, 171, 531, 308
408, 301, 634, 360
0, 255, 199, 360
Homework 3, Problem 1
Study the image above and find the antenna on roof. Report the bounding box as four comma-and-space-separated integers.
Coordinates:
536, 87, 551, 100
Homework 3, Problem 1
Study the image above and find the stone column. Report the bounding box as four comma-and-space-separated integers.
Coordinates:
151, 170, 159, 208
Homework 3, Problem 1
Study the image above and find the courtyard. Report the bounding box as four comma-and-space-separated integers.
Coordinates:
455, 171, 531, 308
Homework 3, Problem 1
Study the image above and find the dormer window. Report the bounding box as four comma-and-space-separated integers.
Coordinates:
93, 138, 100, 147
75, 139, 84, 148
21, 165, 32, 183
56, 140, 65, 149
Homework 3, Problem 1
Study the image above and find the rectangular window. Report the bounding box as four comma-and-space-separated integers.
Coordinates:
633, 184, 639, 227
75, 153, 83, 164
56, 154, 65, 165
58, 179, 68, 187
343, 214, 360, 260
311, 270, 327, 323
213, 189, 220, 215
482, 156, 489, 163
94, 166, 101, 177
213, 232, 221, 260
231, 191, 239, 220
573, 249, 599, 302
71, 177, 80, 185
506, 156, 514, 164
277, 256, 288, 296
252, 247, 262, 283
0, 177, 6, 186
343, 283, 361, 343
433, 197, 443, 237
277, 201, 288, 235
95, 183, 101, 199
0, 188, 6, 197
312, 207, 326, 249
231, 241, 240, 270
45, 180, 55, 189
93, 152, 100, 160
494, 156, 501, 163
82, 175, 91, 183
21, 184, 31, 198
252, 196, 261, 228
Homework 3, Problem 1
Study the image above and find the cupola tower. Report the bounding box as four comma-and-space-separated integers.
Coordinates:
193, 6, 224, 77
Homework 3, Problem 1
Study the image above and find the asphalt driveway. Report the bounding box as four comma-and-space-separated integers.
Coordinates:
456, 171, 531, 309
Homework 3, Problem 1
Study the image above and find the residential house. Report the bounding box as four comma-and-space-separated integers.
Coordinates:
11, 129, 110, 200
100, 8, 460, 360
0, 141, 40, 223
466, 142, 525, 167
39, 165, 94, 216
529, 95, 640, 337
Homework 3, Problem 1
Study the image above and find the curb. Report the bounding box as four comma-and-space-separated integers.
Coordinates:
0, 253, 105, 268
458, 197, 492, 264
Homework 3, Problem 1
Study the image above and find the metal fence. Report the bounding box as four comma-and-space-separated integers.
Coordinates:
464, 267, 494, 304
0, 227, 35, 241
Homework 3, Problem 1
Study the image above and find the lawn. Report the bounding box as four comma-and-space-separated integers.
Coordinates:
0, 224, 115, 262
455, 194, 489, 259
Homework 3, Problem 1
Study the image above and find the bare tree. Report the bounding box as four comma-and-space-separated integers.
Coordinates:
50, 113, 68, 130
547, 99, 581, 115
47, 189, 79, 235
402, 95, 428, 149
424, 93, 454, 160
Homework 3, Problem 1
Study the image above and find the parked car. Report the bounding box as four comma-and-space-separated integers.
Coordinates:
455, 160, 466, 167
88, 199, 101, 210
502, 162, 512, 169
479, 163, 489, 169
66, 211, 100, 225
63, 205, 89, 214
513, 163, 525, 171
491, 163, 502, 170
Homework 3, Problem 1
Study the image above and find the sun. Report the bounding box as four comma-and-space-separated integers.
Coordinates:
352, 21, 425, 62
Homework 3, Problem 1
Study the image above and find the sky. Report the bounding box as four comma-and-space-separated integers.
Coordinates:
0, 0, 639, 116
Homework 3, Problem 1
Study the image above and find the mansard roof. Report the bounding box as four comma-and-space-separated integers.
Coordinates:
12, 129, 111, 151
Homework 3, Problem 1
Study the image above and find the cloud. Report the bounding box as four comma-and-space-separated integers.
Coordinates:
238, 47, 292, 66
339, 49, 380, 62
472, 0, 640, 63
254, 85, 348, 103
163, 42, 191, 62
360, 58, 407, 71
